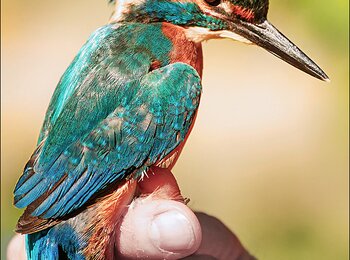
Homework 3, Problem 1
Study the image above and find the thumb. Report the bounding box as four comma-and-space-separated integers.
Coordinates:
117, 167, 202, 259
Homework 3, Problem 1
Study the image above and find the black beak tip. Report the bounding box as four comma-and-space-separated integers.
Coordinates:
323, 76, 331, 83
321, 73, 330, 82
314, 68, 330, 82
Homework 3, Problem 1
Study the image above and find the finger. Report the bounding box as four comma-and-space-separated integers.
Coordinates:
138, 166, 183, 201
117, 167, 202, 259
190, 212, 256, 260
7, 234, 26, 260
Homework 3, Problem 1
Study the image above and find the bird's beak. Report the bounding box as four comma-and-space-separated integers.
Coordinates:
228, 19, 329, 81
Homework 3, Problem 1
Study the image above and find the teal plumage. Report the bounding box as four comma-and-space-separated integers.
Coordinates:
26, 224, 85, 260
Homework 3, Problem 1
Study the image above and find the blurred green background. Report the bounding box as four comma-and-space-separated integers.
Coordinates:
1, 0, 348, 259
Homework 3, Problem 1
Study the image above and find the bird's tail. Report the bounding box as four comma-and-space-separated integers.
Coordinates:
25, 224, 85, 260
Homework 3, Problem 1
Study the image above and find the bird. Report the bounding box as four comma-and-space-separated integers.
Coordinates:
13, 0, 328, 259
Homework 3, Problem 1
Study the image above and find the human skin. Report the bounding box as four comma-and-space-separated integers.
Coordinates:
8, 169, 255, 259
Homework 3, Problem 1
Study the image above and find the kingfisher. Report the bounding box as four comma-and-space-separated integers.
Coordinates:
13, 0, 328, 259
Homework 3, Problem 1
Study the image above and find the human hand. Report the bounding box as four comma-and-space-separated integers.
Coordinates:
8, 167, 255, 260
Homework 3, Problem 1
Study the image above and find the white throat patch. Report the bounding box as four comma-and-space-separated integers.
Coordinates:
185, 27, 252, 44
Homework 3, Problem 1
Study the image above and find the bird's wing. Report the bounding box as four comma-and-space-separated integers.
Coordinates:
14, 61, 201, 234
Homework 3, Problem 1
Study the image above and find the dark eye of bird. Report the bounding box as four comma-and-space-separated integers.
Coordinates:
205, 0, 221, 6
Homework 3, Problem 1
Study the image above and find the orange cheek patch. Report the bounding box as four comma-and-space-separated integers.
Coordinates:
232, 5, 255, 21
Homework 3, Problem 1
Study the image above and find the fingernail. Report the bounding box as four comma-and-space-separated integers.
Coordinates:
150, 209, 195, 253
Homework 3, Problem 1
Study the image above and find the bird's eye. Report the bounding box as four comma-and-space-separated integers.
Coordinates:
205, 0, 221, 6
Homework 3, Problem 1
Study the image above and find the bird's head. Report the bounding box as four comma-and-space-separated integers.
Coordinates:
110, 0, 328, 81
